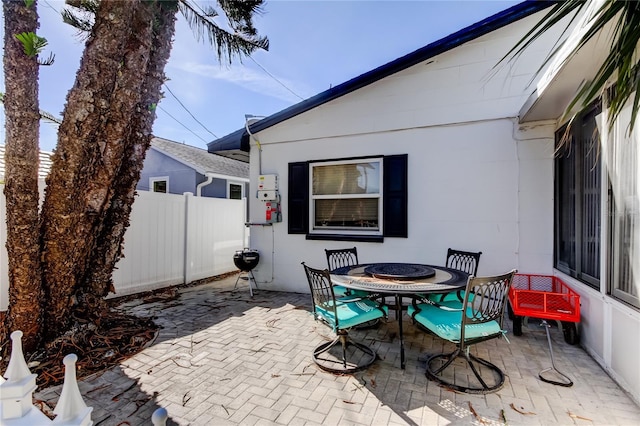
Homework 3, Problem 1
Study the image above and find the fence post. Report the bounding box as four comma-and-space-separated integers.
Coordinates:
183, 192, 194, 285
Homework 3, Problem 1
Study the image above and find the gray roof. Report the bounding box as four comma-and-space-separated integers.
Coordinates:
1, 139, 249, 183
0, 145, 53, 181
151, 137, 249, 179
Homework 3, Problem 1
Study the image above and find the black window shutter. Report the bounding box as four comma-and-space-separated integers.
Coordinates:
288, 162, 309, 234
383, 154, 408, 237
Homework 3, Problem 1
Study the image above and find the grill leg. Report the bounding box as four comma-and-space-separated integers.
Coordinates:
234, 271, 256, 297
247, 270, 255, 297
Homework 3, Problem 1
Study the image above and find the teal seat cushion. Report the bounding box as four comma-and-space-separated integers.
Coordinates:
408, 302, 502, 342
315, 299, 387, 330
427, 290, 474, 304
333, 285, 371, 299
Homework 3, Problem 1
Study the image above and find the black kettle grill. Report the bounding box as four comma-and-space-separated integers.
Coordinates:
233, 249, 259, 296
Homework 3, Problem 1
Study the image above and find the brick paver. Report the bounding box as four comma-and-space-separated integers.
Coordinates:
36, 275, 640, 425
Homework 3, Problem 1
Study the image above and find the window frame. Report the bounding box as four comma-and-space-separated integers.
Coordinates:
604, 100, 639, 309
227, 181, 244, 200
288, 154, 407, 242
309, 157, 383, 236
150, 176, 169, 194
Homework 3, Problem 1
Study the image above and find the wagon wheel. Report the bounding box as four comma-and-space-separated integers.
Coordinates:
507, 302, 515, 320
512, 315, 523, 336
562, 322, 579, 345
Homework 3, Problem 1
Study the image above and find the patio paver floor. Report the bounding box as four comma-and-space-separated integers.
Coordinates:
36, 275, 640, 425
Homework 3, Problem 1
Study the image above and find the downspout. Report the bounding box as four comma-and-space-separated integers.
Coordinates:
197, 172, 250, 197
196, 173, 215, 197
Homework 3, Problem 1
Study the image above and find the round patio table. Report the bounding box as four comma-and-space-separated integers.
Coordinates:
331, 263, 469, 369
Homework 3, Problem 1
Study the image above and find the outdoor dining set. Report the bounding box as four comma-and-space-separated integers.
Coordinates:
301, 247, 517, 395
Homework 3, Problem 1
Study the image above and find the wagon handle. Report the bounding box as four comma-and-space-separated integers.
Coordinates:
538, 320, 573, 387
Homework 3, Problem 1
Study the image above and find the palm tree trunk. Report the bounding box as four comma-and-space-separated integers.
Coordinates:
40, 0, 155, 338
81, 1, 179, 311
2, 0, 43, 352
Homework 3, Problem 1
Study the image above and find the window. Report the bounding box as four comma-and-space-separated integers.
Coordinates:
554, 104, 601, 289
606, 101, 639, 308
288, 154, 407, 241
150, 177, 168, 193
228, 182, 244, 200
311, 159, 382, 234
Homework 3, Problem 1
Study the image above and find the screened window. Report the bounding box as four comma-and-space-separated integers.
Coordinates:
606, 101, 639, 308
554, 104, 601, 289
310, 159, 382, 234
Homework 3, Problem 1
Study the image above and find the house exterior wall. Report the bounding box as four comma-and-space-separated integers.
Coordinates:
246, 12, 557, 293
139, 149, 238, 198
200, 177, 226, 197
138, 149, 197, 195
248, 118, 554, 293
197, 175, 248, 199
559, 271, 640, 404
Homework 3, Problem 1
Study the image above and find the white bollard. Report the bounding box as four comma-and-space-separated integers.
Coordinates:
4, 331, 32, 381
52, 354, 93, 425
0, 331, 50, 423
151, 407, 168, 426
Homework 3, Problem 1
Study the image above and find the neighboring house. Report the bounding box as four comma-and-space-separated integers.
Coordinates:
139, 137, 249, 199
209, 1, 639, 404
0, 145, 53, 183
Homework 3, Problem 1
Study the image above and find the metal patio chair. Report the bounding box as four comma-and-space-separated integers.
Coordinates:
325, 247, 381, 327
409, 269, 516, 393
302, 262, 387, 374
432, 248, 482, 303
325, 247, 368, 298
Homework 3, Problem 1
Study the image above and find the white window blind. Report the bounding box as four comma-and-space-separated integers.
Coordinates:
311, 159, 382, 233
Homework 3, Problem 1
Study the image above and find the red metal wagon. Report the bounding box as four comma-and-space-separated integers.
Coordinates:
508, 274, 581, 387
508, 274, 580, 344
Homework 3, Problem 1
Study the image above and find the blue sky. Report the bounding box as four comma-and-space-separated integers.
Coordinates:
1, 0, 521, 153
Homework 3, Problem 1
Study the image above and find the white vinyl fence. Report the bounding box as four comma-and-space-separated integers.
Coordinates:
1, 186, 248, 310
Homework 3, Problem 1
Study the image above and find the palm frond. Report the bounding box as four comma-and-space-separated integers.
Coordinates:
65, 0, 100, 14
501, 0, 640, 134
61, 0, 99, 37
61, 9, 93, 33
178, 0, 268, 64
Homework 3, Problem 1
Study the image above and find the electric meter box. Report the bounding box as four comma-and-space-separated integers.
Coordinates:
257, 174, 279, 201
258, 174, 278, 191
257, 190, 277, 201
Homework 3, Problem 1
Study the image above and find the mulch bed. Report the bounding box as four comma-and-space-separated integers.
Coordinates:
28, 312, 159, 389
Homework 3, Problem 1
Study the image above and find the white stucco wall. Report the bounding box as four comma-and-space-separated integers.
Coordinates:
246, 10, 558, 293
248, 118, 554, 293
558, 271, 640, 404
